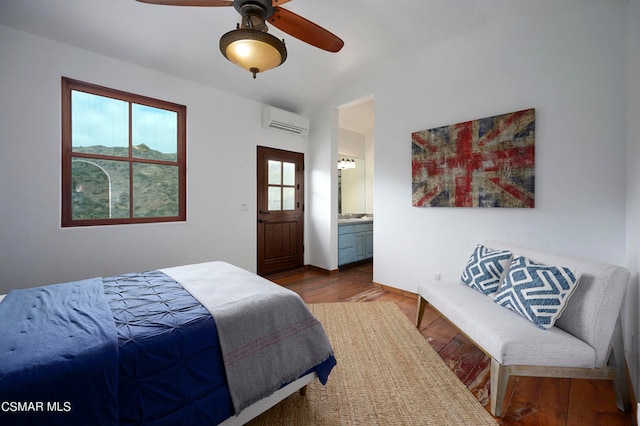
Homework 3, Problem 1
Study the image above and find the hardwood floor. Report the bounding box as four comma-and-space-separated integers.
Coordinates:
265, 262, 634, 425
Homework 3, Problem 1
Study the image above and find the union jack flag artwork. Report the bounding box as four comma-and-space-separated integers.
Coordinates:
412, 108, 535, 208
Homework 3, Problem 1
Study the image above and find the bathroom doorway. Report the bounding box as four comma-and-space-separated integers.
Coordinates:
337, 97, 374, 268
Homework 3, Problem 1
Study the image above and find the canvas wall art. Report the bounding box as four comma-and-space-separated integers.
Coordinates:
411, 108, 535, 208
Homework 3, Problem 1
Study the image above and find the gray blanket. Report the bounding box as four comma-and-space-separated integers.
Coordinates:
162, 261, 334, 414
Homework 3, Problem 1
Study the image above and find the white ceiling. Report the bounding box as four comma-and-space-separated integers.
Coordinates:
0, 0, 604, 116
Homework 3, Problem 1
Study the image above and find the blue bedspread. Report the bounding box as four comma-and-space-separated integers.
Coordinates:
103, 270, 234, 426
0, 278, 118, 426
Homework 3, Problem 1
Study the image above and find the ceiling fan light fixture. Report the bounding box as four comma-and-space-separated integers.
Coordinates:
137, 0, 343, 77
220, 28, 287, 78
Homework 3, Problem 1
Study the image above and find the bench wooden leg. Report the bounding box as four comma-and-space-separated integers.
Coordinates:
299, 385, 307, 397
610, 315, 631, 411
490, 358, 510, 417
416, 296, 427, 328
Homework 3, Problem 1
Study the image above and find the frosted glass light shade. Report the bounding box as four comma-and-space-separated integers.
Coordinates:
220, 29, 287, 78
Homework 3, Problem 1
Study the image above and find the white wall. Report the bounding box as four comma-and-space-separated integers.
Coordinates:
373, 3, 627, 287
306, 105, 338, 270
309, 0, 635, 390
337, 127, 365, 158
312, 2, 628, 284
0, 25, 309, 292
364, 126, 374, 215
625, 0, 640, 401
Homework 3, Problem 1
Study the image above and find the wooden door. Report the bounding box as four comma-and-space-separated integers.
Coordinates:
257, 146, 304, 275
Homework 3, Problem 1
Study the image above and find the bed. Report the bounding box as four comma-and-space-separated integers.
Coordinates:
0, 261, 336, 426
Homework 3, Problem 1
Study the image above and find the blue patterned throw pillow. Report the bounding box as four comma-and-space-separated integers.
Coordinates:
460, 245, 513, 295
494, 256, 579, 329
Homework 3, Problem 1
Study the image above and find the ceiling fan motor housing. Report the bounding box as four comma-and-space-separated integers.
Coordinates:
234, 0, 275, 20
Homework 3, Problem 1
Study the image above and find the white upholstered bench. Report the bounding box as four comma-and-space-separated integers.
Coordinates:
416, 240, 631, 417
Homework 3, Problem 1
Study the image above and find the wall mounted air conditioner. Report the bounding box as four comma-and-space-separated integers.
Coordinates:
262, 105, 310, 136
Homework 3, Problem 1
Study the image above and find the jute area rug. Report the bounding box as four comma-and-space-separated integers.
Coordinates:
248, 302, 496, 425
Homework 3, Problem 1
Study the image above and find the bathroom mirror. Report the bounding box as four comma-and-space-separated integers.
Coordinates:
338, 157, 365, 214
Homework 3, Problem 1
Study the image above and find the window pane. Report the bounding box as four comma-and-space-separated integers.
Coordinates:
283, 162, 295, 186
132, 104, 178, 161
71, 90, 129, 157
268, 186, 281, 211
268, 160, 281, 185
133, 163, 179, 217
71, 159, 129, 219
283, 187, 295, 210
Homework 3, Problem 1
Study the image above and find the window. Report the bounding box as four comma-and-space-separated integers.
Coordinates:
61, 78, 186, 226
267, 160, 296, 211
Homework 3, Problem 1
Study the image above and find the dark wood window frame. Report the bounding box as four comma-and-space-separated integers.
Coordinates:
61, 77, 186, 227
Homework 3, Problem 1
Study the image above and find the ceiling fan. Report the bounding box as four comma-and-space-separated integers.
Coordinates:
135, 0, 344, 78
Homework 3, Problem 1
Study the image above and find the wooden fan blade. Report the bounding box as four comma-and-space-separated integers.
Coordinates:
268, 7, 343, 53
272, 0, 292, 6
136, 0, 232, 6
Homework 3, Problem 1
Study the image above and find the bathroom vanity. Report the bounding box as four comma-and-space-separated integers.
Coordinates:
338, 218, 373, 267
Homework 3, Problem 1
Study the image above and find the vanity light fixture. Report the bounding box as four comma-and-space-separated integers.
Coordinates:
337, 158, 356, 170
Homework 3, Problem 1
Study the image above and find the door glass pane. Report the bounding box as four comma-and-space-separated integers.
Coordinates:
133, 163, 179, 217
132, 104, 178, 161
283, 187, 295, 210
71, 90, 129, 157
71, 158, 129, 219
268, 160, 281, 185
268, 186, 281, 211
283, 162, 295, 186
